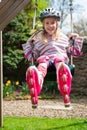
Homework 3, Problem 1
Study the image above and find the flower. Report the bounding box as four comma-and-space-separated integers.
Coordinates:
7, 80, 11, 84
15, 81, 19, 86
5, 80, 11, 86
6, 92, 9, 96
5, 83, 9, 87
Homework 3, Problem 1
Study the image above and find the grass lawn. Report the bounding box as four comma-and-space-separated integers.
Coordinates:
0, 117, 87, 130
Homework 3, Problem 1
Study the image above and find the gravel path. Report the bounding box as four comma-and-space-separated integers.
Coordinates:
3, 98, 87, 118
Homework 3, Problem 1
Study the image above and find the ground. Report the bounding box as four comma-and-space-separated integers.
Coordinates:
3, 96, 87, 118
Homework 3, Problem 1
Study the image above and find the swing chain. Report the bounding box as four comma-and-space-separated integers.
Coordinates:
69, 0, 74, 65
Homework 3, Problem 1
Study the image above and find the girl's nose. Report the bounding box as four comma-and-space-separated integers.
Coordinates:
48, 24, 53, 27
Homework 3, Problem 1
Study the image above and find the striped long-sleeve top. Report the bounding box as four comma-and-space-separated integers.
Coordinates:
22, 30, 83, 63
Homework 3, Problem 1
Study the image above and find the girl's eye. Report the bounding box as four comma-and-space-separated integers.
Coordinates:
51, 22, 55, 24
45, 22, 55, 25
46, 22, 49, 25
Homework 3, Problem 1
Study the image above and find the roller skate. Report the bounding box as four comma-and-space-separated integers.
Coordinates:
57, 62, 72, 107
26, 66, 41, 108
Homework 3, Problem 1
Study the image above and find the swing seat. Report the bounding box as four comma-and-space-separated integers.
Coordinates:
68, 64, 75, 76
44, 63, 75, 81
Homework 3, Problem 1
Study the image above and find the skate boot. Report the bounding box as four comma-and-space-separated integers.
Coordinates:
57, 62, 72, 107
26, 66, 41, 108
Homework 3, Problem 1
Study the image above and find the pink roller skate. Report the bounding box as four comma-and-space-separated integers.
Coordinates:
26, 66, 41, 108
57, 62, 72, 107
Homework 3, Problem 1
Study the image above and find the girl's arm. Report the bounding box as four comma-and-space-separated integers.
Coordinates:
22, 37, 39, 62
22, 41, 33, 61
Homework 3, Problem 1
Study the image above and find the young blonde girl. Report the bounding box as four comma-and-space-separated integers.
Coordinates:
22, 8, 83, 108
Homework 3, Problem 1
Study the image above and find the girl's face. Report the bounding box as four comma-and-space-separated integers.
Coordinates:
43, 17, 58, 36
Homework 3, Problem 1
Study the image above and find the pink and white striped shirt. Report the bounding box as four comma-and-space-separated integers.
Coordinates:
22, 30, 83, 63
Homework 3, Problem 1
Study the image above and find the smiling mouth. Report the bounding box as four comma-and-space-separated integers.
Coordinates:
48, 29, 54, 31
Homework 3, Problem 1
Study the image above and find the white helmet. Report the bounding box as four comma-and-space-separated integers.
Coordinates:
40, 8, 60, 21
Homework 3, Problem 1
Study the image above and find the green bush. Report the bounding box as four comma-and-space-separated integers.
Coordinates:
3, 11, 30, 82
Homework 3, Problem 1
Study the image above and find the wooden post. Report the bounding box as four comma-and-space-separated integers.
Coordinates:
0, 1, 3, 127
0, 31, 3, 127
0, 0, 3, 126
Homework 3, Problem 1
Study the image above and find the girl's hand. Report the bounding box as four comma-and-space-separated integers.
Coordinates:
68, 33, 83, 56
68, 33, 79, 39
28, 37, 36, 43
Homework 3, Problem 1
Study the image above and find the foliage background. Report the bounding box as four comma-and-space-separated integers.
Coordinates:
3, 0, 49, 83
2, 0, 87, 86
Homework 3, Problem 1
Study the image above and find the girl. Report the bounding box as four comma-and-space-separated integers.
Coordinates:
22, 8, 83, 108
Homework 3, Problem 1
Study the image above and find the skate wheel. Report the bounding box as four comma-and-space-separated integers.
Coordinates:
63, 85, 68, 93
64, 94, 70, 106
31, 96, 38, 108
29, 68, 33, 76
62, 74, 67, 83
30, 88, 34, 95
29, 78, 34, 86
32, 104, 38, 109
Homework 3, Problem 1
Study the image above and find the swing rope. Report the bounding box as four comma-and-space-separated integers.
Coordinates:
31, 0, 38, 65
69, 0, 74, 66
